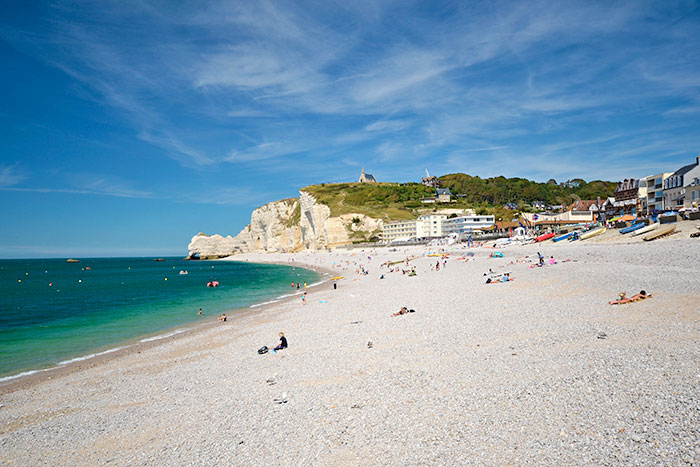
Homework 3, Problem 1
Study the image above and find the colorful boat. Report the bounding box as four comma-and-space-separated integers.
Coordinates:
580, 226, 606, 240
535, 232, 555, 242
630, 223, 659, 237
620, 222, 645, 234
553, 232, 573, 242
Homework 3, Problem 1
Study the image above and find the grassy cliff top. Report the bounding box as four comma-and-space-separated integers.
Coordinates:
301, 183, 433, 220
300, 175, 617, 220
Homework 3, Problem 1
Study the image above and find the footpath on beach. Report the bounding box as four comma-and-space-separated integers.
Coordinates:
1, 236, 699, 466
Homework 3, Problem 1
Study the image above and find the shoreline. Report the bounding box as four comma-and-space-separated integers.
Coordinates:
2, 239, 698, 465
0, 261, 332, 394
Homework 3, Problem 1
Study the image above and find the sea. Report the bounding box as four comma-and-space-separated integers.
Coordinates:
0, 257, 321, 381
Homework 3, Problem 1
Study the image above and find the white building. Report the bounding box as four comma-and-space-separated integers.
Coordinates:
643, 172, 672, 214
416, 214, 448, 238
686, 177, 700, 208
523, 210, 593, 223
663, 156, 700, 210
382, 220, 417, 241
442, 215, 496, 236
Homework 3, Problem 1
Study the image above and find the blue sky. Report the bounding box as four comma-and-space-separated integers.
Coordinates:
1, 1, 699, 257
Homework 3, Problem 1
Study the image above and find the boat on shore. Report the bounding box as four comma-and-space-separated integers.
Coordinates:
580, 226, 606, 240
620, 222, 645, 234
535, 232, 555, 242
643, 224, 675, 241
630, 222, 659, 237
553, 232, 573, 242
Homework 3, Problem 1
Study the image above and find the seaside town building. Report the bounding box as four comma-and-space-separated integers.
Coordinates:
522, 210, 594, 224
569, 199, 601, 220
421, 169, 440, 188
358, 167, 377, 183
436, 188, 452, 203
416, 213, 448, 238
381, 220, 418, 242
382, 212, 496, 241
442, 214, 496, 236
686, 177, 700, 209
643, 172, 672, 215
613, 178, 641, 215
421, 187, 453, 204
663, 156, 700, 210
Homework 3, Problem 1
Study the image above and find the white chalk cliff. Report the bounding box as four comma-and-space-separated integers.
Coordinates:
187, 192, 383, 258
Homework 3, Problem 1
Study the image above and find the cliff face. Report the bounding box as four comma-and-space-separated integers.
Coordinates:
187, 192, 384, 258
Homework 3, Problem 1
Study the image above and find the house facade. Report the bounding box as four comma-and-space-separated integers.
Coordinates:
613, 179, 641, 215
569, 199, 601, 220
416, 214, 448, 238
644, 172, 672, 215
442, 215, 496, 236
686, 177, 700, 208
382, 220, 417, 241
663, 156, 700, 210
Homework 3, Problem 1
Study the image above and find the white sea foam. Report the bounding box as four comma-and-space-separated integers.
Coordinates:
0, 345, 132, 384
250, 299, 281, 308
0, 368, 48, 383
139, 329, 187, 343
58, 345, 130, 365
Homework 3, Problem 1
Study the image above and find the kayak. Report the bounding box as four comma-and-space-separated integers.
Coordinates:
620, 222, 644, 234
630, 223, 659, 237
553, 232, 573, 242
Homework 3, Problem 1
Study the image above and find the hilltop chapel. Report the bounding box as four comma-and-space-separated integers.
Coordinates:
358, 167, 377, 183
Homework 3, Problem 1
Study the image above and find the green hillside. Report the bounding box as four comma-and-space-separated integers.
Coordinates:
301, 175, 617, 221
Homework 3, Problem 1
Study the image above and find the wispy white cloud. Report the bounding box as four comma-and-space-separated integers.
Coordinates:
0, 164, 26, 187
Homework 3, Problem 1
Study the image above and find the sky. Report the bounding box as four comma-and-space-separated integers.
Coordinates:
1, 0, 699, 257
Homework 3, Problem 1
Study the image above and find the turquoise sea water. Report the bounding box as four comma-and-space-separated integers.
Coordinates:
0, 257, 320, 380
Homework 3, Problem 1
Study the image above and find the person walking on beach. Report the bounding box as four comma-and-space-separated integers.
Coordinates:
302, 292, 307, 305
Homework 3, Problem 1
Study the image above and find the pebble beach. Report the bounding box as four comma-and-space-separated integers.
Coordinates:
1, 233, 699, 465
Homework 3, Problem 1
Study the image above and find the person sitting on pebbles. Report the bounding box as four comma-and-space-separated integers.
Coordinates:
609, 290, 652, 305
273, 332, 288, 351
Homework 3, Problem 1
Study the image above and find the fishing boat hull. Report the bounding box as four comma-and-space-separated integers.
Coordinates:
553, 232, 573, 242
580, 227, 606, 240
535, 233, 555, 242
630, 222, 659, 237
643, 225, 675, 241
620, 223, 644, 234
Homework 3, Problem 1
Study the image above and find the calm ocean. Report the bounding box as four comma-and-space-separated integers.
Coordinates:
0, 257, 320, 380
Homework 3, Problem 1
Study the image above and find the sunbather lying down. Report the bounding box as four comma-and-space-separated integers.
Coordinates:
609, 290, 652, 305
391, 306, 416, 317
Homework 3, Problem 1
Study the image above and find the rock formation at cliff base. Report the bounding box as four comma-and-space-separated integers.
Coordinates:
187, 192, 383, 258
